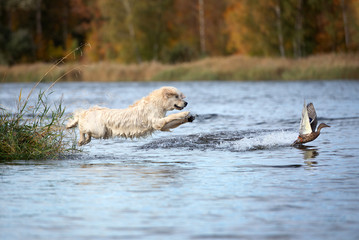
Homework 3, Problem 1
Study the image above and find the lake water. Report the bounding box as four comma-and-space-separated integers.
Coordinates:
1, 80, 359, 240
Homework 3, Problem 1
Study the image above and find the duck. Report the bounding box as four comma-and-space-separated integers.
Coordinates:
293, 101, 330, 145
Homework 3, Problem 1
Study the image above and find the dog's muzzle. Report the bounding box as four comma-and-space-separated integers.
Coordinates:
174, 101, 187, 110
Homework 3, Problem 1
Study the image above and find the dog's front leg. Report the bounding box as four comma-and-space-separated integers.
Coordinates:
153, 111, 195, 131
160, 117, 195, 131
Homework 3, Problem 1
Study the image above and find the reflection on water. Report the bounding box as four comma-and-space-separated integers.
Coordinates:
293, 144, 320, 167
1, 81, 359, 240
294, 144, 319, 161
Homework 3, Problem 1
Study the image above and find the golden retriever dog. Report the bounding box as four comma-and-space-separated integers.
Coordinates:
66, 86, 195, 146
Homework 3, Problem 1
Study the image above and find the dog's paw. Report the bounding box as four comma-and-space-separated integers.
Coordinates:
187, 115, 195, 122
180, 111, 190, 118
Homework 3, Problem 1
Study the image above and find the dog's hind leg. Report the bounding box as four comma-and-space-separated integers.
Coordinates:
78, 132, 86, 146
84, 133, 92, 145
78, 132, 92, 146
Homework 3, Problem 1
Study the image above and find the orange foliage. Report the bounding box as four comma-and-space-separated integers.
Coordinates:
0, 0, 358, 64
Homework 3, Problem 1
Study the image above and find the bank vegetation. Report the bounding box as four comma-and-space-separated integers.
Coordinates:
1, 54, 358, 82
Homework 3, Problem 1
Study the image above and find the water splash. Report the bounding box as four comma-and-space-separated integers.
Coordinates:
140, 130, 298, 152
222, 130, 298, 151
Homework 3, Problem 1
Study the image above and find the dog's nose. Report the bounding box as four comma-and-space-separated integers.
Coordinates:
184, 101, 188, 107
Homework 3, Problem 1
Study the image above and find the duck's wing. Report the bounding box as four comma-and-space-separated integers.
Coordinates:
299, 101, 312, 135
306, 103, 317, 132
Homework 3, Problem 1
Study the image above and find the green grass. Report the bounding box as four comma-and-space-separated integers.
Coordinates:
0, 46, 86, 160
0, 89, 78, 160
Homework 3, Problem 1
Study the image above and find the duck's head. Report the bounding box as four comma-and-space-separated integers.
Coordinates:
317, 123, 330, 132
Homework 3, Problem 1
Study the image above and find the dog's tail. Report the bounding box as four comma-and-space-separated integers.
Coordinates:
66, 110, 82, 129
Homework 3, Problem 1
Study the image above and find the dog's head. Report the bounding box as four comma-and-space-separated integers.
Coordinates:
161, 87, 188, 111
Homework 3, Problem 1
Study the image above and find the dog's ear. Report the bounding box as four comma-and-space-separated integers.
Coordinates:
163, 88, 175, 99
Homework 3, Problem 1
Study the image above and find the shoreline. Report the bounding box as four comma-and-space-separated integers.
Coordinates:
1, 54, 359, 83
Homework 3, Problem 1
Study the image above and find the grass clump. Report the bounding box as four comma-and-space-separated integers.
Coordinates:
0, 45, 87, 160
0, 89, 77, 160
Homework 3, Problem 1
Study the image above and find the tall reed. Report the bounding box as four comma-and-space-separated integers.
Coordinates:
0, 45, 89, 160
0, 91, 77, 160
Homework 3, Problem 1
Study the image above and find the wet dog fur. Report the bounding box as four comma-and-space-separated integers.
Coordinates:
66, 86, 194, 146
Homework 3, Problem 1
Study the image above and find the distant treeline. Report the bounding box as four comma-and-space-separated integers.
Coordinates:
0, 0, 358, 65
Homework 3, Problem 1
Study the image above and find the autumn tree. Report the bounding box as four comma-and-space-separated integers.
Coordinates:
225, 0, 279, 56
225, 0, 359, 58
93, 0, 175, 63
1, 0, 358, 64
0, 0, 91, 64
165, 0, 229, 62
0, 0, 36, 64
